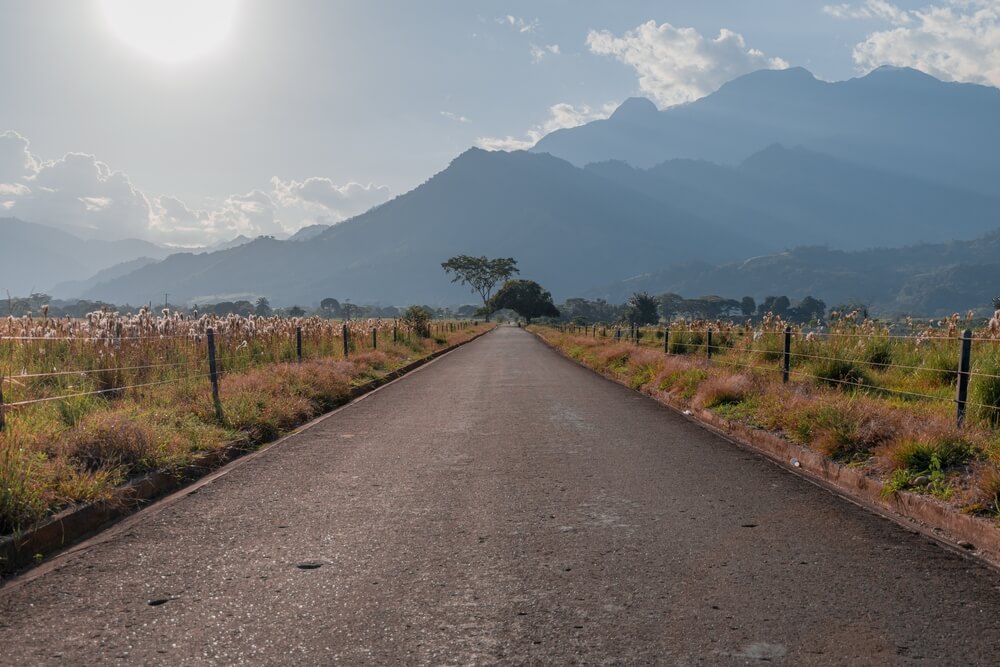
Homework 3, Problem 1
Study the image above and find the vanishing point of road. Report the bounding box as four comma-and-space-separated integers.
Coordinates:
2, 326, 1000, 665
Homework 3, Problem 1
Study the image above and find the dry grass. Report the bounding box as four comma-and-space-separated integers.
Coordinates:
0, 317, 488, 534
534, 323, 1000, 517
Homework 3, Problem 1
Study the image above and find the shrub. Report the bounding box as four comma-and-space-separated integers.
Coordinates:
402, 306, 432, 337
972, 353, 1000, 427
67, 411, 154, 473
809, 358, 872, 390
694, 375, 754, 409
863, 339, 894, 368
920, 346, 959, 387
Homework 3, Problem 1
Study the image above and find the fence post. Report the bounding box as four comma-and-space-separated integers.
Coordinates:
783, 326, 792, 384
957, 329, 973, 428
393, 324, 398, 343
0, 374, 5, 432
206, 327, 224, 422
707, 328, 713, 359
664, 328, 669, 354
372, 328, 377, 350
296, 326, 302, 363
343, 322, 349, 358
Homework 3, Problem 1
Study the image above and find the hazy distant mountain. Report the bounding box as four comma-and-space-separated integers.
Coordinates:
0, 218, 173, 296
586, 145, 1000, 249
534, 66, 1000, 196
203, 235, 254, 252
288, 224, 332, 242
82, 149, 756, 306
587, 231, 1000, 316
50, 257, 161, 299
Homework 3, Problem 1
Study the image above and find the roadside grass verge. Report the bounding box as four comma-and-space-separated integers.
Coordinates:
532, 326, 1000, 519
0, 325, 490, 535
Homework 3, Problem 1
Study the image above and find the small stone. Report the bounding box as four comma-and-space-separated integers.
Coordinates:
958, 541, 976, 550
296, 561, 323, 570
910, 476, 931, 487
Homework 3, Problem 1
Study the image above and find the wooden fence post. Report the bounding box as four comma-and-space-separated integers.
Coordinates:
664, 328, 669, 354
343, 322, 349, 358
707, 328, 713, 359
783, 326, 792, 384
957, 329, 973, 428
372, 328, 377, 350
0, 374, 6, 432
206, 328, 224, 422
296, 326, 302, 363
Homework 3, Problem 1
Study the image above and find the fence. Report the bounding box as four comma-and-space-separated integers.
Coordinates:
0, 316, 474, 431
558, 320, 1000, 429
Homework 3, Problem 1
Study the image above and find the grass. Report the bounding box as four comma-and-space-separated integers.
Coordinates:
0, 316, 487, 534
536, 317, 1000, 517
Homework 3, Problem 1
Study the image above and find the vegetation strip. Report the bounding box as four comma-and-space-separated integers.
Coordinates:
531, 327, 1000, 569
0, 325, 494, 577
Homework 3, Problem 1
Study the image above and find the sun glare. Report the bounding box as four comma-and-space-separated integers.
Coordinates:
101, 0, 238, 64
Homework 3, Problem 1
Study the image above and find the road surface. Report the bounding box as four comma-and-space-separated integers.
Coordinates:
2, 326, 1000, 665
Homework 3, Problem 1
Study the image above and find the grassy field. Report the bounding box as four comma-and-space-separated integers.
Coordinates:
535, 312, 1000, 520
0, 310, 488, 535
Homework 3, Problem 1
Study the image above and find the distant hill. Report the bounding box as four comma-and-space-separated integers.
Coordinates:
0, 218, 173, 296
50, 256, 161, 299
81, 149, 754, 306
534, 66, 1000, 196
585, 145, 1000, 249
586, 231, 1000, 316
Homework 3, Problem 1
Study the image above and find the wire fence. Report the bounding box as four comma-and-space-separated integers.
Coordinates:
0, 318, 475, 430
558, 321, 1000, 428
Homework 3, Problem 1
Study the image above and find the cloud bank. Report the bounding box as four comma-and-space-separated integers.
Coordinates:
586, 21, 789, 108
0, 130, 392, 246
826, 0, 1000, 87
476, 101, 618, 151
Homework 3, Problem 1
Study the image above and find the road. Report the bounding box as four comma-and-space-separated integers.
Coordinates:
2, 325, 1000, 665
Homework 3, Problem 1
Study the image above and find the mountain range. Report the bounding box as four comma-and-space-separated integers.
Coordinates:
4, 65, 999, 314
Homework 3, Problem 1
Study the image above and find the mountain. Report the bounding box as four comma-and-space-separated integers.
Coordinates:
288, 224, 332, 242
50, 257, 162, 299
586, 230, 1000, 316
0, 218, 174, 296
585, 145, 1000, 249
81, 149, 757, 306
534, 67, 1000, 196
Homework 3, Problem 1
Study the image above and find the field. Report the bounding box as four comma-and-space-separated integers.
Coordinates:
536, 310, 1000, 519
0, 309, 487, 535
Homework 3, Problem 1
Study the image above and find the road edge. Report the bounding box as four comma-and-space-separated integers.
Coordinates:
0, 325, 496, 579
529, 328, 1000, 571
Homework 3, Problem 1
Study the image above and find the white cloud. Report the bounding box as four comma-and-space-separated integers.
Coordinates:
476, 101, 618, 151
440, 111, 472, 124
496, 15, 539, 34
270, 177, 392, 220
530, 43, 561, 63
0, 130, 392, 245
586, 20, 789, 107
831, 0, 1000, 87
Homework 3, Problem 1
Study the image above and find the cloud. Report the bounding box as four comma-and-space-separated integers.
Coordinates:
530, 43, 561, 63
476, 101, 618, 151
586, 20, 789, 107
440, 111, 472, 124
0, 130, 392, 245
829, 0, 1000, 87
496, 15, 539, 34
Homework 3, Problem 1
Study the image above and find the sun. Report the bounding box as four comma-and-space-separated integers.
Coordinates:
101, 0, 239, 64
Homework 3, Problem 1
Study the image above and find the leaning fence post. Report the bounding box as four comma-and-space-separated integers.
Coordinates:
342, 322, 349, 358
956, 328, 973, 428
296, 326, 303, 363
783, 326, 792, 384
706, 328, 713, 359
206, 327, 224, 422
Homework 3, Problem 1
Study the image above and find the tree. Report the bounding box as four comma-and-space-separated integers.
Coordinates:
288, 305, 306, 317
758, 295, 791, 317
659, 293, 685, 322
441, 255, 519, 320
625, 292, 659, 325
740, 296, 756, 317
255, 297, 272, 316
402, 305, 432, 337
487, 280, 559, 323
792, 296, 826, 323
320, 297, 341, 316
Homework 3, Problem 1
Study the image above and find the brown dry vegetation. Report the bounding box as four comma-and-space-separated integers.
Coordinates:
0, 315, 488, 535
538, 325, 1000, 520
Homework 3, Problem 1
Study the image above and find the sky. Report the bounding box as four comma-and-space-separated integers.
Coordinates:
0, 0, 997, 246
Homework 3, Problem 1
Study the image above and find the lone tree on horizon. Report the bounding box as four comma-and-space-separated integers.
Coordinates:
487, 279, 559, 324
441, 255, 519, 320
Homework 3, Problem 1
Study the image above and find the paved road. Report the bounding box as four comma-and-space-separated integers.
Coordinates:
2, 326, 1000, 665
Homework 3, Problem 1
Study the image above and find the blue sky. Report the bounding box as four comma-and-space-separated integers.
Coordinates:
0, 0, 994, 244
